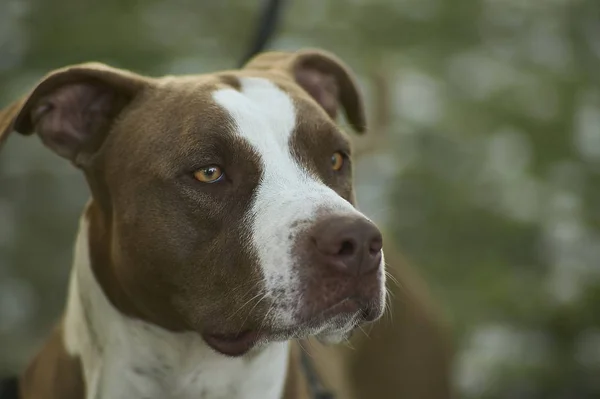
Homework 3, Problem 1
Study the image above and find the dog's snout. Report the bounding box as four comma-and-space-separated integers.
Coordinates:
312, 216, 383, 276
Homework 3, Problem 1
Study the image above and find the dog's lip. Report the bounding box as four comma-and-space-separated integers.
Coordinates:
202, 330, 261, 357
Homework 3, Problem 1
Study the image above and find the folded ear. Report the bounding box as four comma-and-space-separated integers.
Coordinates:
243, 49, 367, 133
0, 63, 148, 167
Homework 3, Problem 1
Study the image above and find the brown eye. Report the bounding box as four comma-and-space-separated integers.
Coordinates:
193, 165, 224, 183
331, 152, 345, 171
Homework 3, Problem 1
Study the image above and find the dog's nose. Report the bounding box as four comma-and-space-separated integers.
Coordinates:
312, 216, 383, 276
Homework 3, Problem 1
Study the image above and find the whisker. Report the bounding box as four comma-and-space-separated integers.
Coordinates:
227, 291, 264, 321
357, 323, 371, 339
384, 286, 395, 324
343, 336, 356, 350
385, 285, 397, 299
297, 340, 314, 358
258, 304, 276, 334
307, 337, 317, 350
258, 289, 286, 334
227, 276, 263, 296
366, 322, 376, 336
236, 293, 270, 335
384, 268, 401, 289
225, 276, 266, 320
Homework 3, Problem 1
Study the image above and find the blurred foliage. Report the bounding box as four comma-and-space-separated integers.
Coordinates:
1, 0, 600, 398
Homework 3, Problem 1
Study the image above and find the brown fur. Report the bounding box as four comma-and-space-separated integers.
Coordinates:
0, 49, 452, 398
19, 322, 85, 399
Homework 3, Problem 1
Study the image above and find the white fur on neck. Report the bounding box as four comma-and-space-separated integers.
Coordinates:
63, 211, 289, 399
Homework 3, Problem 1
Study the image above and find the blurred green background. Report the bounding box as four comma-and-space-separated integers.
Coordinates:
1, 0, 600, 397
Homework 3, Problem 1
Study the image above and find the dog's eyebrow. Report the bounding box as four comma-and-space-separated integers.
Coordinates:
294, 119, 351, 147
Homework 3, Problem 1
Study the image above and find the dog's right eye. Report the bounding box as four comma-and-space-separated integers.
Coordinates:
331, 152, 346, 171
193, 165, 224, 183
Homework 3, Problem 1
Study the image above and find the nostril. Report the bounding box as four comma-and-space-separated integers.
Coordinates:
338, 240, 355, 256
369, 236, 383, 256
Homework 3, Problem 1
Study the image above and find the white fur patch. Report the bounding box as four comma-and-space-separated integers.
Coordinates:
213, 78, 372, 329
63, 211, 289, 399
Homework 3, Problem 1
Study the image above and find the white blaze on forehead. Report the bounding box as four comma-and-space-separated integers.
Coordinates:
213, 77, 360, 326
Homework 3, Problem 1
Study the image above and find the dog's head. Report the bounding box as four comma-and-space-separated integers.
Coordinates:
0, 49, 385, 356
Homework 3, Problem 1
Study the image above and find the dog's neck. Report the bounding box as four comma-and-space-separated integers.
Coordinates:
62, 210, 290, 399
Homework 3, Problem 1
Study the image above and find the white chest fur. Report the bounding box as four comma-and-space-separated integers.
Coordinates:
63, 215, 290, 399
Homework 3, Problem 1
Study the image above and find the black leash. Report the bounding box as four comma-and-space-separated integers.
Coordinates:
238, 0, 288, 67
300, 349, 336, 399
0, 376, 18, 399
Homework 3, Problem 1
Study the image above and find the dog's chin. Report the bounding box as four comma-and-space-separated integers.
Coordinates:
315, 329, 354, 344
201, 321, 356, 358
201, 298, 380, 357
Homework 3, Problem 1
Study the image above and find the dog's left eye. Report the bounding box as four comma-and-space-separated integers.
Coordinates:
193, 165, 224, 183
331, 152, 345, 171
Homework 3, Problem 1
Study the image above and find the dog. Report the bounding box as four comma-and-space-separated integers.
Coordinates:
0, 48, 392, 399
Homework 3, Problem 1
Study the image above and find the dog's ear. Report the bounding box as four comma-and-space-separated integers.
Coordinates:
0, 63, 148, 167
244, 49, 367, 133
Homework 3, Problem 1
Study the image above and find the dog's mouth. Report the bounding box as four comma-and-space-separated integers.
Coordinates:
202, 330, 262, 357
202, 297, 377, 357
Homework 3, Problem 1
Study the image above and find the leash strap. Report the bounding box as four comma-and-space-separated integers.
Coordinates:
299, 348, 336, 399
238, 0, 287, 67
0, 376, 18, 399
